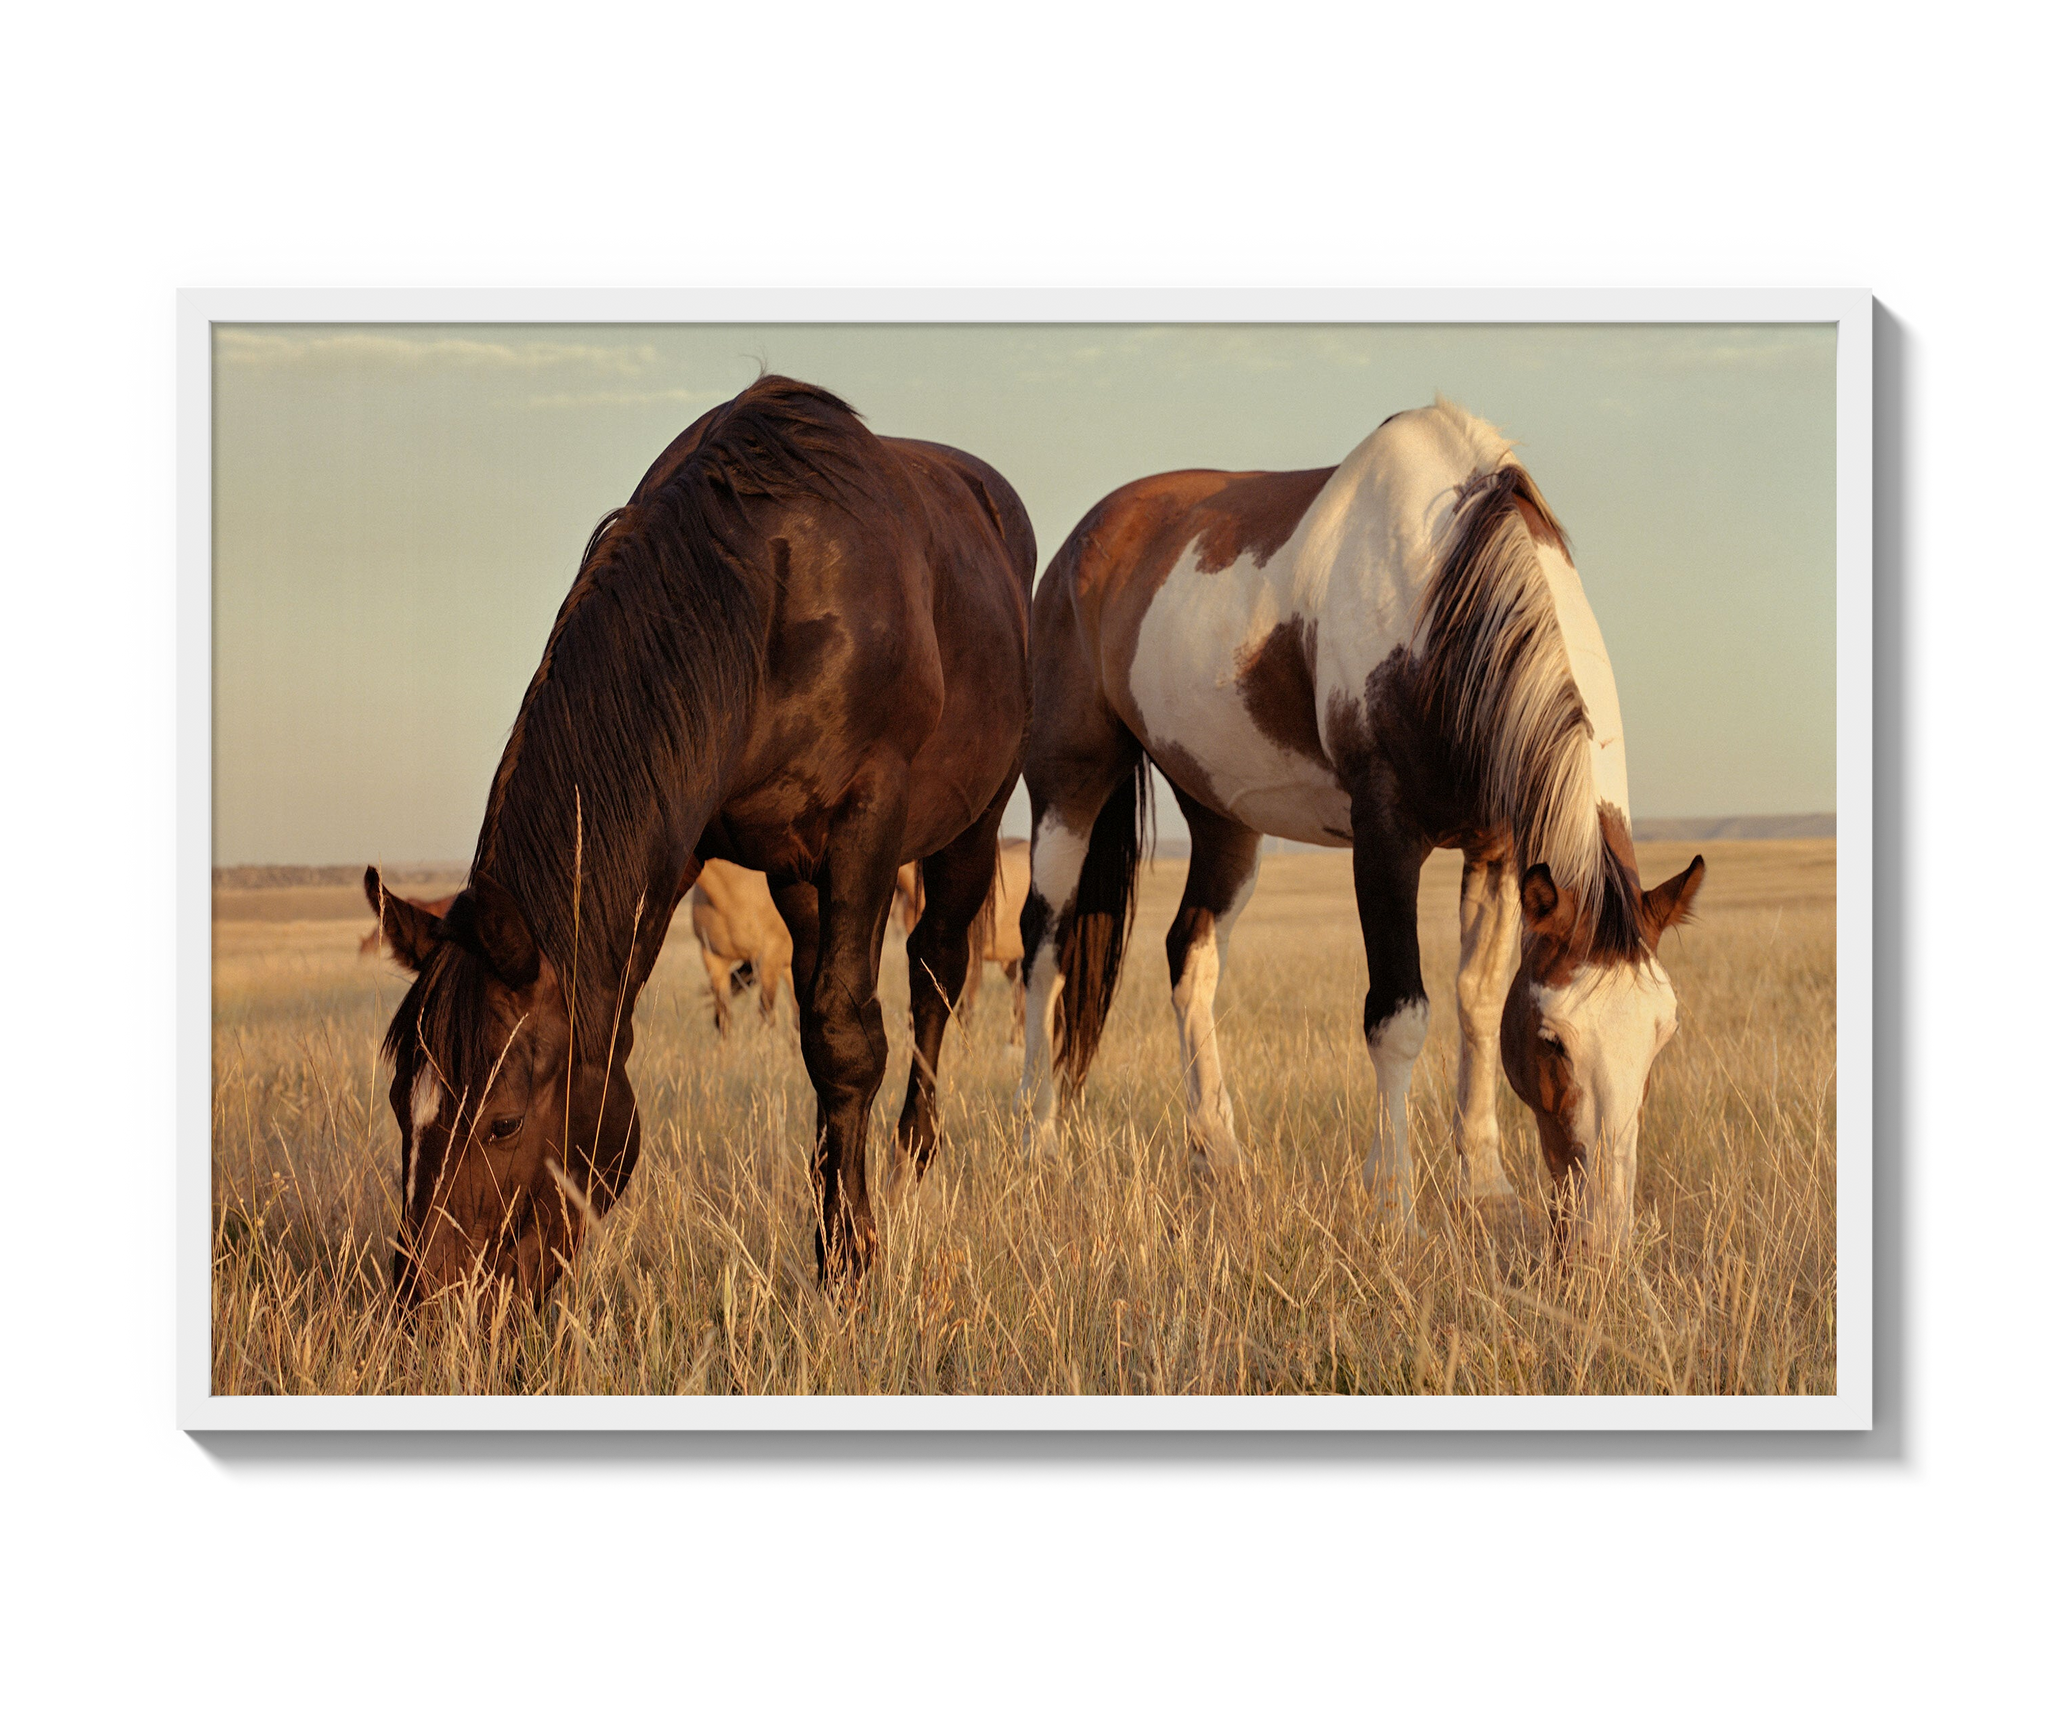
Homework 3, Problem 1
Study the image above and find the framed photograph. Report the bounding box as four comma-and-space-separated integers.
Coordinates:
180, 289, 1870, 1430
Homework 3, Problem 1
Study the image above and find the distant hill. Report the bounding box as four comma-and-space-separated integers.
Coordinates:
1630, 814, 1835, 841
213, 863, 468, 891
1261, 813, 1833, 858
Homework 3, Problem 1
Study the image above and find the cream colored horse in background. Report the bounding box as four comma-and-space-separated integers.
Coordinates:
897, 838, 1029, 1042
690, 860, 793, 1034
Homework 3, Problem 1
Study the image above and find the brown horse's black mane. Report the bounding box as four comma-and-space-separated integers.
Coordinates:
389, 376, 889, 1080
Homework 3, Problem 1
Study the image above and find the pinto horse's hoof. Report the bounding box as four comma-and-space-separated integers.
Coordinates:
1362, 1176, 1418, 1237
1020, 1119, 1063, 1165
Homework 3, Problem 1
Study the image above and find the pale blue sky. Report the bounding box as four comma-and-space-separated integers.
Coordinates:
212, 322, 1835, 863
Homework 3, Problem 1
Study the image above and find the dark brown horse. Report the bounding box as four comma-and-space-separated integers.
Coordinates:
367, 376, 1033, 1303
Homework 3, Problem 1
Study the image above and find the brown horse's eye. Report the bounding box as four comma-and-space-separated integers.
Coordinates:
487, 1115, 524, 1143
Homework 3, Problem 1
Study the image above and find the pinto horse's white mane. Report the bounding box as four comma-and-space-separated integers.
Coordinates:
1409, 398, 1613, 916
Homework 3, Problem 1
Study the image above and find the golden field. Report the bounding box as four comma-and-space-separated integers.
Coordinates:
210, 839, 1836, 1396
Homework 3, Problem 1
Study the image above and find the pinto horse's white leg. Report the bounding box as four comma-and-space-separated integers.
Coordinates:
1364, 1000, 1430, 1227
1019, 810, 1090, 1160
1347, 784, 1433, 1233
1166, 800, 1264, 1177
1170, 893, 1252, 1175
1454, 851, 1519, 1205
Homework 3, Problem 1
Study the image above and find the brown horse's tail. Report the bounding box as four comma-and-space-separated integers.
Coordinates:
1054, 757, 1152, 1090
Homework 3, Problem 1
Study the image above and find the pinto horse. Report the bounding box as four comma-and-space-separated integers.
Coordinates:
689, 858, 793, 1033
367, 376, 1033, 1302
1019, 399, 1704, 1257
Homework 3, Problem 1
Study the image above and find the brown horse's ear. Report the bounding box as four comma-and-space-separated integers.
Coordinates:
1643, 855, 1706, 949
1520, 863, 1577, 939
445, 873, 541, 990
364, 866, 445, 972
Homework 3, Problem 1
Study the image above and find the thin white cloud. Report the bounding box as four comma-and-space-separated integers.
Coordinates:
215, 327, 661, 376
998, 323, 1368, 385
1581, 325, 1835, 372
524, 386, 726, 410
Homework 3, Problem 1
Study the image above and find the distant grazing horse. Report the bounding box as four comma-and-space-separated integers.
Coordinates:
895, 838, 1029, 1041
1019, 399, 1704, 1257
892, 862, 925, 937
367, 376, 1033, 1302
690, 859, 792, 1033
360, 892, 458, 958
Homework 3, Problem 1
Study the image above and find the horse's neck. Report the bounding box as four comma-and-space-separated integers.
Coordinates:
1303, 434, 1634, 843
1550, 582, 1630, 824
486, 771, 723, 1064
1596, 802, 1641, 883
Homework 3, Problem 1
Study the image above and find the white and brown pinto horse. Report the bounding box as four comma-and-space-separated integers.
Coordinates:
1019, 400, 1704, 1257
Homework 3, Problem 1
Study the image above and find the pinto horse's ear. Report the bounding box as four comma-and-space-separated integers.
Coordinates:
445, 873, 541, 990
363, 866, 445, 972
1643, 854, 1706, 949
1519, 863, 1577, 938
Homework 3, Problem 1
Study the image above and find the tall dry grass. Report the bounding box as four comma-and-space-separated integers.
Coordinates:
210, 841, 1836, 1396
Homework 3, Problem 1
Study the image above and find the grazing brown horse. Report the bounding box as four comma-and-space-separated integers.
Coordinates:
367, 376, 1033, 1303
689, 859, 792, 1033
894, 838, 1029, 1040
360, 892, 458, 958
1019, 400, 1703, 1258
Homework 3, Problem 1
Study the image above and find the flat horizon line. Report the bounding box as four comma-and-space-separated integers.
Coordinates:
213, 813, 1838, 881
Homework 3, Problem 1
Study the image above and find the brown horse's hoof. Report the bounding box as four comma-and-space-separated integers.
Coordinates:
814, 1225, 878, 1300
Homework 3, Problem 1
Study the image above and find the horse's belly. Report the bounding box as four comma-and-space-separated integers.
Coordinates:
1231, 782, 1355, 847
1124, 563, 1353, 846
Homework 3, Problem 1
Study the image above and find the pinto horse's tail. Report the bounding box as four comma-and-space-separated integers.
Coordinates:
1054, 757, 1153, 1090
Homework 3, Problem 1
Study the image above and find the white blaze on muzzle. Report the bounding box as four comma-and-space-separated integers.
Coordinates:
1533, 956, 1678, 1246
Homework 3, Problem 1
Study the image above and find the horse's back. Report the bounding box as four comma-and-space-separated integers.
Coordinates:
688, 404, 1032, 881
866, 438, 1033, 859
1034, 403, 1579, 846
1034, 463, 1352, 841
885, 437, 1036, 598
